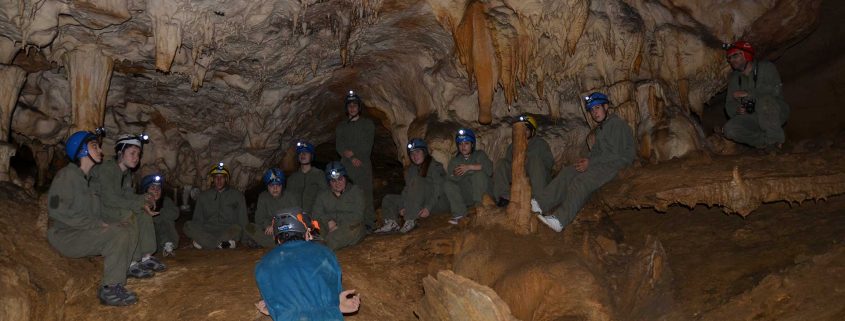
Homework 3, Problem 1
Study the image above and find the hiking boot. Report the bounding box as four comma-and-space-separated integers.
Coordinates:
163, 242, 175, 257
217, 240, 236, 249
374, 219, 399, 233
127, 261, 154, 279
192, 240, 203, 249
530, 198, 543, 214
139, 256, 166, 272
496, 197, 510, 208
537, 215, 563, 232
399, 219, 416, 234
98, 284, 137, 306
448, 216, 464, 225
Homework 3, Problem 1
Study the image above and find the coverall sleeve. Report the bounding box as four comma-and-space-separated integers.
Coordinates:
192, 194, 206, 224
590, 120, 636, 170
255, 194, 271, 227
725, 72, 741, 118
338, 187, 365, 227
48, 172, 102, 230
748, 62, 784, 101
91, 165, 146, 211
479, 151, 494, 176
237, 193, 248, 228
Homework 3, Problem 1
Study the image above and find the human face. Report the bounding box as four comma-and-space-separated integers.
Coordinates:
458, 141, 473, 157
147, 184, 162, 200
589, 104, 609, 123
410, 149, 425, 165
213, 174, 227, 190
330, 176, 346, 194
119, 145, 141, 170
727, 52, 747, 72
268, 184, 282, 197
346, 102, 360, 118
298, 152, 312, 165
87, 140, 103, 163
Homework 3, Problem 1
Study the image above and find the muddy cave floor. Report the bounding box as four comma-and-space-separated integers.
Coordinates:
4, 151, 845, 321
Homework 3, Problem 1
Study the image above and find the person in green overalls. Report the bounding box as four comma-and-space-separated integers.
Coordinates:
287, 140, 326, 214
335, 91, 375, 230
375, 138, 449, 234
48, 130, 139, 306
532, 92, 635, 232
245, 168, 299, 248
722, 40, 790, 152
311, 161, 366, 250
492, 114, 554, 207
89, 133, 164, 278
140, 173, 179, 257
184, 162, 248, 249
443, 128, 493, 225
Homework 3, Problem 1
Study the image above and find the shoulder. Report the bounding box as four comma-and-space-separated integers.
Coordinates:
757, 61, 780, 74
257, 190, 270, 201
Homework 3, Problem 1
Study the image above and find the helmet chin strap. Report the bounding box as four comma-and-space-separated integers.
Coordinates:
88, 153, 102, 164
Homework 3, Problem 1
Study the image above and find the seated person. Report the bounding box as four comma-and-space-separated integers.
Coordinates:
312, 161, 366, 251
375, 138, 449, 234
184, 162, 247, 249
532, 92, 635, 232
492, 114, 554, 207
287, 140, 327, 214
47, 130, 138, 306
141, 173, 180, 257
245, 168, 298, 248
443, 128, 493, 224
722, 40, 790, 151
254, 211, 360, 320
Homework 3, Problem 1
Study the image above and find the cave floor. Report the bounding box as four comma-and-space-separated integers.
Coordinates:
3, 150, 845, 321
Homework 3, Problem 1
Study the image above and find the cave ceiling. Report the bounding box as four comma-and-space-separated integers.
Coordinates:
0, 0, 822, 189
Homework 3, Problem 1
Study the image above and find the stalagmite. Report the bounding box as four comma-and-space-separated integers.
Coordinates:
505, 122, 535, 234
0, 65, 27, 182
147, 0, 182, 72
417, 270, 519, 321
62, 45, 113, 132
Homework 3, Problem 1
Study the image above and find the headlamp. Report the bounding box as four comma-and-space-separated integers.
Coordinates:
217, 162, 225, 170
154, 175, 161, 182
296, 141, 303, 147
348, 90, 355, 96
458, 129, 465, 135
139, 133, 150, 143
721, 43, 732, 50
518, 115, 526, 122
407, 143, 413, 149
94, 127, 107, 137
329, 169, 342, 180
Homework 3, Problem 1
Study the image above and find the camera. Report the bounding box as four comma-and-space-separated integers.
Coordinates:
740, 97, 755, 114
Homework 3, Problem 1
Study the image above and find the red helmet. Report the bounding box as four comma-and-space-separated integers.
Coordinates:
724, 41, 754, 62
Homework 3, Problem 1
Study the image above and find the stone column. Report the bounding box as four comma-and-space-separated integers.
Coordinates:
62, 45, 114, 133
0, 65, 27, 181
505, 122, 536, 234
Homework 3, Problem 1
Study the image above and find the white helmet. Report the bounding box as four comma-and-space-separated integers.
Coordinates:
114, 133, 150, 154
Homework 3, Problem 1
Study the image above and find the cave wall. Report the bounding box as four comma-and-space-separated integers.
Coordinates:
0, 0, 825, 189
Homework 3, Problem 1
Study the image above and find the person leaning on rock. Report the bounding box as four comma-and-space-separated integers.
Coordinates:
286, 140, 327, 214
722, 40, 790, 152
254, 211, 360, 320
335, 91, 376, 231
492, 114, 554, 207
244, 168, 299, 248
311, 161, 366, 251
47, 130, 139, 306
89, 133, 165, 278
184, 162, 248, 249
140, 173, 180, 257
443, 128, 493, 225
531, 92, 635, 232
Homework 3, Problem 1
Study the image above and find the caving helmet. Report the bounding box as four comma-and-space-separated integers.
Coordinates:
345, 90, 362, 108
325, 161, 347, 182
406, 138, 428, 155
209, 162, 230, 176
65, 130, 99, 162
295, 140, 315, 155
723, 40, 755, 62
455, 128, 476, 146
272, 211, 308, 237
584, 92, 610, 111
517, 114, 538, 131
115, 133, 150, 154
141, 174, 164, 192
263, 168, 285, 186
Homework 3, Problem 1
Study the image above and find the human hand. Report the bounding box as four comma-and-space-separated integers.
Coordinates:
264, 225, 274, 236
143, 204, 160, 217
339, 290, 360, 313
351, 157, 362, 167
328, 220, 338, 232
399, 208, 406, 217
453, 165, 467, 176
575, 158, 589, 173
343, 150, 354, 158
418, 208, 430, 218
736, 106, 747, 115
732, 90, 749, 99
255, 300, 269, 315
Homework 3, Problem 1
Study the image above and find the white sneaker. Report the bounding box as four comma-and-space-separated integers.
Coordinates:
448, 216, 464, 225
399, 220, 416, 233
217, 240, 236, 249
530, 198, 543, 214
192, 240, 202, 249
374, 219, 399, 233
163, 242, 175, 257
537, 215, 563, 232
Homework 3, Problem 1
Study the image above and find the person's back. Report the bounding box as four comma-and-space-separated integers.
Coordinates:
255, 240, 344, 321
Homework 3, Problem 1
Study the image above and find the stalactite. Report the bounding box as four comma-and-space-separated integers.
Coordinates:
454, 1, 498, 125
147, 0, 182, 72
68, 0, 131, 29
0, 65, 27, 182
505, 122, 536, 235
62, 45, 113, 133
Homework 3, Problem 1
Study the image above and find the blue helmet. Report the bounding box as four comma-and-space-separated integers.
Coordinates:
295, 140, 315, 155
406, 138, 428, 155
141, 173, 164, 191
584, 92, 610, 111
263, 168, 285, 186
325, 161, 347, 182
65, 131, 98, 162
455, 128, 476, 146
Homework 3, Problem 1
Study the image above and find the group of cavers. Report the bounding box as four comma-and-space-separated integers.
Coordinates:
46, 40, 788, 319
